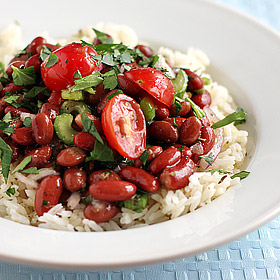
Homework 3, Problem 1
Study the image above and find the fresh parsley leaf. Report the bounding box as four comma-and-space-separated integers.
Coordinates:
42, 200, 48, 206
44, 53, 59, 69
208, 169, 228, 175
81, 113, 104, 144
5, 186, 15, 197
73, 71, 82, 79
11, 66, 36, 86
1, 126, 14, 136
139, 150, 149, 166
102, 69, 118, 90
199, 152, 214, 165
102, 53, 115, 66
40, 45, 52, 61
0, 137, 13, 183
4, 95, 20, 104
23, 117, 32, 128
24, 86, 47, 98
2, 112, 13, 122
86, 141, 115, 162
93, 28, 113, 44
20, 167, 39, 174
12, 156, 32, 174
211, 108, 247, 129
71, 72, 103, 92
106, 90, 123, 100
231, 171, 250, 180
120, 51, 133, 64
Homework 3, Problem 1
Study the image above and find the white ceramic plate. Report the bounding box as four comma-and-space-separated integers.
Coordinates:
0, 0, 279, 269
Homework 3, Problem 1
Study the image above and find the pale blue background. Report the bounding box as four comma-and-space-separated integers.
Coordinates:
1, 0, 280, 279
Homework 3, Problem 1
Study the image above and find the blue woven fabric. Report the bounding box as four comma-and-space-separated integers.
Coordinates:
1, 1, 280, 279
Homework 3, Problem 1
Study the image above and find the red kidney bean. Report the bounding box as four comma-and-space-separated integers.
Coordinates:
179, 116, 202, 146
36, 43, 60, 54
89, 180, 137, 202
97, 89, 119, 114
85, 82, 110, 105
164, 117, 187, 129
11, 127, 35, 145
56, 147, 86, 167
155, 102, 170, 120
184, 69, 204, 91
117, 74, 141, 96
134, 146, 163, 168
4, 106, 30, 117
73, 132, 96, 151
32, 113, 54, 145
135, 45, 154, 57
63, 167, 87, 192
191, 90, 211, 108
26, 36, 47, 55
200, 126, 215, 154
75, 112, 103, 134
170, 101, 191, 117
6, 139, 20, 163
5, 60, 25, 76
21, 146, 52, 168
173, 143, 193, 157
160, 156, 196, 190
24, 54, 42, 73
149, 147, 181, 175
84, 202, 120, 223
9, 119, 23, 130
40, 102, 60, 121
9, 53, 29, 64
88, 170, 121, 185
35, 175, 63, 216
48, 91, 63, 106
1, 83, 26, 97
119, 166, 160, 193
149, 120, 179, 143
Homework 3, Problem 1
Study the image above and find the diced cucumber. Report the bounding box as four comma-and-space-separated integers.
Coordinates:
60, 101, 91, 115
54, 113, 78, 145
119, 193, 149, 213
140, 97, 155, 121
61, 89, 85, 100
172, 69, 188, 94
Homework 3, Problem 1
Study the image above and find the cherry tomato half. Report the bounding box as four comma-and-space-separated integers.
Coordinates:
102, 94, 146, 159
124, 68, 174, 108
41, 42, 101, 91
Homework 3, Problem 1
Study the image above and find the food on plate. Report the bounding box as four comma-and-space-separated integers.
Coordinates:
0, 23, 249, 231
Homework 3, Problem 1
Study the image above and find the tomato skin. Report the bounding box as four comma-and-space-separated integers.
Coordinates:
41, 42, 101, 91
125, 68, 174, 108
102, 94, 146, 159
35, 175, 63, 216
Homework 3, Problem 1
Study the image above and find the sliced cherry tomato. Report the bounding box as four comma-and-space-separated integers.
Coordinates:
124, 68, 174, 108
41, 42, 101, 91
102, 94, 146, 159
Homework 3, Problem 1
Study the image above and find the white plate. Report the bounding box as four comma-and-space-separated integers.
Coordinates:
0, 0, 279, 269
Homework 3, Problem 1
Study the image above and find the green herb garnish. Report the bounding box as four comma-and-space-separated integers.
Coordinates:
81, 113, 103, 144
199, 152, 214, 165
231, 171, 250, 180
20, 167, 39, 174
106, 90, 123, 100
23, 117, 32, 128
86, 141, 115, 162
93, 28, 113, 44
211, 108, 247, 129
44, 53, 59, 69
71, 72, 103, 92
11, 66, 36, 86
139, 150, 149, 166
5, 186, 16, 197
12, 156, 31, 174
0, 137, 13, 183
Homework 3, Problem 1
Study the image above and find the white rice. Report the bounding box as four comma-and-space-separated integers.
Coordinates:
0, 23, 248, 231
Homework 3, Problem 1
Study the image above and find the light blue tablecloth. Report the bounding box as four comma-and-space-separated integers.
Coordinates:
1, 1, 280, 279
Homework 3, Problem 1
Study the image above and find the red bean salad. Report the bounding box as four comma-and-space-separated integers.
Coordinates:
0, 29, 249, 224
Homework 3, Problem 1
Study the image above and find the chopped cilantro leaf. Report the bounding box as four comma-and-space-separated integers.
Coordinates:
208, 169, 228, 175
23, 117, 32, 128
5, 186, 15, 197
11, 66, 36, 86
24, 86, 47, 98
81, 113, 103, 144
44, 53, 59, 69
93, 28, 113, 44
86, 141, 115, 162
139, 150, 149, 166
199, 152, 214, 165
20, 167, 39, 174
12, 156, 32, 174
231, 171, 250, 180
106, 90, 123, 100
71, 72, 103, 92
0, 137, 13, 183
